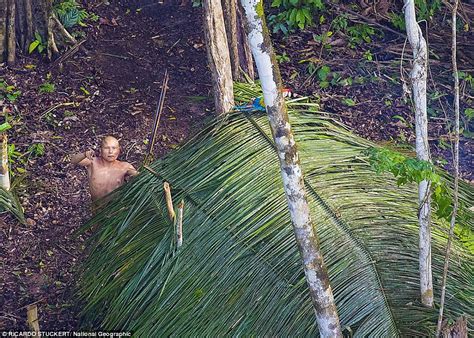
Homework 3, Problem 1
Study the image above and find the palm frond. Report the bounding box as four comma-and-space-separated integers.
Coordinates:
78, 82, 473, 336
0, 187, 25, 224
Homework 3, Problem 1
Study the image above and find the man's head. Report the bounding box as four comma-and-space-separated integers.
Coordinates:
100, 136, 120, 162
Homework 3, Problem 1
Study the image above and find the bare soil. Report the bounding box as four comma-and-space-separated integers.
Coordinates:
1, 0, 212, 330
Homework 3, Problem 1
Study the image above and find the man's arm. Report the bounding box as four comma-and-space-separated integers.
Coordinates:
125, 163, 139, 177
71, 150, 94, 166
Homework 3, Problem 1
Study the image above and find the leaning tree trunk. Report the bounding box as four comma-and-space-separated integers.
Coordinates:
236, 2, 254, 80
403, 0, 433, 307
221, 0, 255, 81
222, 0, 240, 80
239, 0, 342, 336
0, 0, 69, 64
202, 0, 234, 116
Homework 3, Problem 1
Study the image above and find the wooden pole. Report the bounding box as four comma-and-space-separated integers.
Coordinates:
436, 0, 461, 335
145, 70, 169, 165
0, 133, 10, 191
163, 182, 175, 221
177, 200, 184, 247
26, 304, 40, 334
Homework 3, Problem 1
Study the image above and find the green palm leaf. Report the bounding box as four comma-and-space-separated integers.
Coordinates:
78, 83, 473, 336
58, 8, 80, 28
0, 187, 25, 223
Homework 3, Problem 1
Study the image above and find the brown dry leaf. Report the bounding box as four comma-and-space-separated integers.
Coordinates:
376, 0, 390, 16
26, 218, 36, 226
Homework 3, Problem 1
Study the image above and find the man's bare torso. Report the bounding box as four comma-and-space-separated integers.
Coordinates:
87, 158, 133, 200
71, 136, 138, 202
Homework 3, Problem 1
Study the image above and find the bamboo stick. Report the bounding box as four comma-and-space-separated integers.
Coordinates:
163, 182, 175, 221
177, 200, 184, 247
0, 134, 10, 191
26, 304, 40, 334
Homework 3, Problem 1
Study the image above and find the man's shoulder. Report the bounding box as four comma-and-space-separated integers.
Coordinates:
117, 160, 135, 169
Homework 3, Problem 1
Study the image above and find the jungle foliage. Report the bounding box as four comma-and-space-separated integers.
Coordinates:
78, 83, 473, 336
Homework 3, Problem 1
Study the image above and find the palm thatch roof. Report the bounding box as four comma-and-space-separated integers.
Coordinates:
79, 83, 473, 336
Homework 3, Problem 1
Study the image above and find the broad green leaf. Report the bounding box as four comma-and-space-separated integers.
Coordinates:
28, 40, 40, 54
0, 122, 11, 132
317, 65, 330, 81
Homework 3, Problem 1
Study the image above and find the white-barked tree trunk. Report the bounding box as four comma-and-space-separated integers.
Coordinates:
403, 0, 433, 307
239, 0, 342, 336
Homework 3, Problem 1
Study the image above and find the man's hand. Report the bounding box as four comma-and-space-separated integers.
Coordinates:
85, 150, 95, 160
71, 150, 95, 165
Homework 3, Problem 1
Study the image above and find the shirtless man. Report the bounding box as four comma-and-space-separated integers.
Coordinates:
71, 136, 138, 201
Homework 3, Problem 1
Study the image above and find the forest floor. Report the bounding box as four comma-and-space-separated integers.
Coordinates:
1, 0, 473, 331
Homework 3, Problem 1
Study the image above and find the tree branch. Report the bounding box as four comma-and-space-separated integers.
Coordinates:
436, 0, 461, 334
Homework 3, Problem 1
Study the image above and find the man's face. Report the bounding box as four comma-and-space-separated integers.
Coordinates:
101, 138, 120, 162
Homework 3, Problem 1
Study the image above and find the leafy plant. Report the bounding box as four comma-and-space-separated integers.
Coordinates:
88, 12, 100, 22
416, 0, 442, 22
28, 32, 46, 54
462, 108, 474, 138
347, 24, 377, 48
389, 0, 443, 31
0, 122, 11, 133
7, 144, 22, 165
342, 97, 356, 106
80, 86, 90, 96
389, 12, 406, 31
79, 83, 473, 336
364, 147, 463, 221
312, 30, 333, 49
0, 80, 21, 103
269, 0, 325, 33
27, 143, 45, 157
458, 71, 474, 91
39, 82, 56, 94
363, 50, 373, 61
276, 52, 291, 64
330, 16, 379, 49
331, 14, 348, 32
54, 0, 89, 28
464, 108, 474, 123
42, 111, 60, 128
